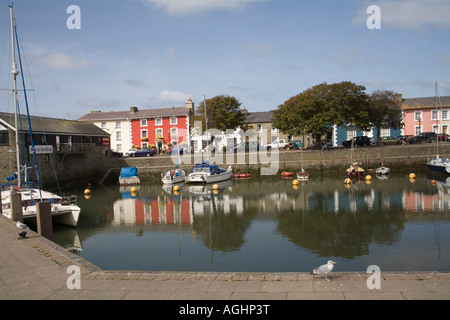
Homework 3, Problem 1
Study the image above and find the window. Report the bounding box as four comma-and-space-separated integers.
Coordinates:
380, 127, 390, 137
257, 124, 262, 132
155, 128, 163, 136
116, 144, 123, 152
443, 125, 448, 134
141, 130, 148, 140
115, 121, 121, 128
115, 131, 122, 141
414, 111, 422, 122
432, 125, 439, 134
431, 110, 439, 121
443, 109, 449, 120
415, 126, 422, 135
347, 130, 356, 140
155, 118, 162, 126
101, 122, 106, 129
170, 117, 177, 125
141, 119, 147, 126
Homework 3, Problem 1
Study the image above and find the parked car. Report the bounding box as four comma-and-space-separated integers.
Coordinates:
130, 148, 154, 157
342, 136, 371, 148
418, 132, 437, 143
111, 150, 123, 157
285, 140, 302, 150
266, 139, 287, 151
397, 135, 413, 144
408, 136, 421, 144
380, 136, 399, 145
125, 148, 139, 156
437, 133, 449, 141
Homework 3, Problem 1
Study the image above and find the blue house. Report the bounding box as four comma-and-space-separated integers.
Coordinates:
333, 125, 402, 146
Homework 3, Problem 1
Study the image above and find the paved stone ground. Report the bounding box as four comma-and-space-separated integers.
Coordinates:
1, 215, 449, 301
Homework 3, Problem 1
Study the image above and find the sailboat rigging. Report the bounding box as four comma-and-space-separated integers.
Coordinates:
426, 82, 450, 175
1, 5, 80, 226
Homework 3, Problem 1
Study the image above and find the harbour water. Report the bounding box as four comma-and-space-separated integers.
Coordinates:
52, 171, 450, 273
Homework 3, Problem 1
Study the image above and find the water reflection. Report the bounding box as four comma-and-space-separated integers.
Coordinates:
53, 173, 450, 272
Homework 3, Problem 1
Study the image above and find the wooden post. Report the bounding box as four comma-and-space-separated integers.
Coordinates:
37, 201, 53, 240
10, 192, 23, 222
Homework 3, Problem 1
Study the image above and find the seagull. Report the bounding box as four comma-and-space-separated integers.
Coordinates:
16, 221, 29, 239
313, 260, 336, 281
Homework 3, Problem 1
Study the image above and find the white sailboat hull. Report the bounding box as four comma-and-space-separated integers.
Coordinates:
186, 169, 232, 184
1, 188, 80, 227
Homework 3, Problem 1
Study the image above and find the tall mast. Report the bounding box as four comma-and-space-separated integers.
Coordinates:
10, 5, 21, 187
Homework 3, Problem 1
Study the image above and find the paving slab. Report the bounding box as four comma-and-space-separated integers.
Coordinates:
1, 214, 450, 301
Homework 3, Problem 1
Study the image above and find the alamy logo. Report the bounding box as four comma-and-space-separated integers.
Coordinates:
366, 265, 381, 289
367, 5, 381, 30
66, 265, 81, 289
67, 5, 81, 30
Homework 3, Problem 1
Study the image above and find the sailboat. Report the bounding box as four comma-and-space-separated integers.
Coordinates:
296, 145, 309, 181
376, 147, 390, 175
346, 136, 364, 177
426, 82, 450, 174
1, 6, 80, 226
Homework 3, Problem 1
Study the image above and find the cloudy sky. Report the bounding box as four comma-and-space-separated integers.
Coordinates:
1, 0, 449, 119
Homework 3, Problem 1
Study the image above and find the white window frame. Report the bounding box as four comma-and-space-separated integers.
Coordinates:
155, 118, 163, 126
442, 109, 449, 120
141, 119, 147, 126
155, 128, 163, 136
141, 129, 148, 139
115, 121, 121, 128
115, 131, 122, 141
431, 110, 439, 121
170, 117, 177, 125
414, 111, 422, 122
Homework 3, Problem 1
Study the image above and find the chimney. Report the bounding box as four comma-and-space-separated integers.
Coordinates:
91, 110, 101, 113
394, 93, 403, 103
130, 106, 138, 114
185, 97, 194, 115
242, 106, 248, 115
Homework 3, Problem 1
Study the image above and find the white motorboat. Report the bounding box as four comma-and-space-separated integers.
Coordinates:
162, 169, 186, 184
185, 162, 232, 184
375, 166, 390, 175
297, 169, 309, 181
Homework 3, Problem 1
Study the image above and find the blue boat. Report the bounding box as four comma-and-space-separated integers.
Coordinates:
119, 167, 140, 186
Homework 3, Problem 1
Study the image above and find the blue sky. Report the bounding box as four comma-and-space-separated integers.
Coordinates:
1, 0, 449, 119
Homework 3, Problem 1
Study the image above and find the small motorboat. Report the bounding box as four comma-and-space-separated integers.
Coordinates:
185, 162, 232, 184
234, 173, 251, 179
119, 167, 140, 186
281, 172, 294, 177
162, 169, 186, 184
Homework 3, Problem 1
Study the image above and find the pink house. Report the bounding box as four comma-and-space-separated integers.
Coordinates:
403, 96, 450, 136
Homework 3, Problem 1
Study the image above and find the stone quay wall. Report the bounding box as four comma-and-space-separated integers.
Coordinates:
99, 143, 447, 183
1, 143, 446, 186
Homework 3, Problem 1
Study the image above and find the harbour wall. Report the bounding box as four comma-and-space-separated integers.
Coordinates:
99, 143, 446, 183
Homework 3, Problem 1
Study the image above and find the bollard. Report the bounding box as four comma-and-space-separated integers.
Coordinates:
37, 201, 53, 240
10, 192, 23, 222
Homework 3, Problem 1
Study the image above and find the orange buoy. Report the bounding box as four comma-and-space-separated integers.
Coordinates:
281, 172, 294, 177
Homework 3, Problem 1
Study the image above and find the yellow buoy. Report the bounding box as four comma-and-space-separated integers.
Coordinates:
293, 179, 299, 185
213, 184, 219, 190
130, 186, 137, 193
409, 173, 416, 179
84, 188, 91, 194
344, 178, 352, 185
173, 185, 180, 192
365, 175, 372, 180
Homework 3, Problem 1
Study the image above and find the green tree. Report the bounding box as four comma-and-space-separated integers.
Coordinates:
273, 81, 370, 147
368, 90, 404, 145
190, 95, 247, 132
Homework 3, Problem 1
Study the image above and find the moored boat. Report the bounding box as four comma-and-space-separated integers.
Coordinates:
346, 163, 365, 177
297, 169, 309, 181
119, 167, 140, 186
185, 162, 232, 184
162, 169, 186, 184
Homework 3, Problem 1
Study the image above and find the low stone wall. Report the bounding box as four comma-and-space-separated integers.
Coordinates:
102, 143, 446, 182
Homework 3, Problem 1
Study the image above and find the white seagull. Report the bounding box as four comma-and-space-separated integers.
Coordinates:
313, 260, 336, 281
16, 221, 29, 238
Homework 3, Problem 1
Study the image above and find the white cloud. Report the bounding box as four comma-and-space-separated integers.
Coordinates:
353, 0, 450, 29
154, 90, 189, 105
139, 0, 269, 16
36, 52, 91, 71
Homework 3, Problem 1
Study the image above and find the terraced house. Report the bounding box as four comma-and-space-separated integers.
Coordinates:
78, 98, 194, 154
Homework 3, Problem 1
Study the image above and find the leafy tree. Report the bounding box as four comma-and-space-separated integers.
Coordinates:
273, 81, 370, 146
368, 90, 404, 145
190, 95, 247, 132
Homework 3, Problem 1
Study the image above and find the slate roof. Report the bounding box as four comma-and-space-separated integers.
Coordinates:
78, 107, 189, 121
0, 112, 109, 136
245, 111, 274, 123
403, 96, 450, 110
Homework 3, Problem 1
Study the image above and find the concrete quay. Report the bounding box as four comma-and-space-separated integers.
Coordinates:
1, 215, 449, 302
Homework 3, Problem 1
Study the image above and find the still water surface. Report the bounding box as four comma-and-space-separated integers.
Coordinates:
53, 172, 450, 272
